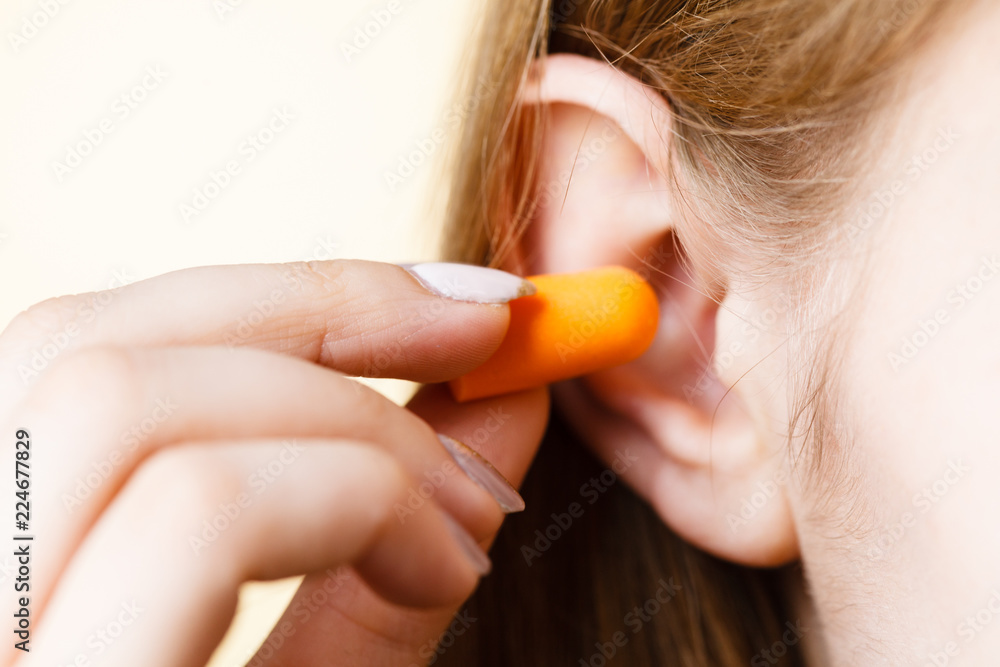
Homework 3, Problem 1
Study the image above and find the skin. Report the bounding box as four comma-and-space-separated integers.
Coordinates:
0, 260, 549, 666
2, 3, 996, 665
517, 2, 1000, 664
806, 4, 1000, 662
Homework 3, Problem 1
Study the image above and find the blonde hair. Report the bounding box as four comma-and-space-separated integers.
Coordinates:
436, 0, 968, 663
444, 0, 955, 268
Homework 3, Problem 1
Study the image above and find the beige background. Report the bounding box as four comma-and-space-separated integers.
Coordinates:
1, 0, 481, 663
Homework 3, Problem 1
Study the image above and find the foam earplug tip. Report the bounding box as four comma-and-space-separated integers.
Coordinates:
448, 266, 659, 402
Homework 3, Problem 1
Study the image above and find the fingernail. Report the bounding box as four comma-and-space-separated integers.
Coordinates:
441, 511, 492, 576
438, 434, 525, 513
401, 262, 536, 304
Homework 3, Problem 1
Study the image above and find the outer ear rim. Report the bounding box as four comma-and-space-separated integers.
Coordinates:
520, 53, 675, 181
510, 53, 802, 568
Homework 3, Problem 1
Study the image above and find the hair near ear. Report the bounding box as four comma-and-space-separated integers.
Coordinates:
437, 0, 962, 663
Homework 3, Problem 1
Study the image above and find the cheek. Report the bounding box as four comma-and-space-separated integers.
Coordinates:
835, 232, 1000, 574
850, 255, 1000, 465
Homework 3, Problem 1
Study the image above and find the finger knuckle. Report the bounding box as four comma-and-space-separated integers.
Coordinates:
127, 447, 243, 540
25, 347, 142, 423
0, 294, 86, 357
339, 442, 412, 511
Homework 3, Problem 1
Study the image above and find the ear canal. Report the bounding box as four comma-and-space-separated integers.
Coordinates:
578, 232, 756, 471
548, 232, 798, 566
449, 266, 660, 402
510, 53, 798, 565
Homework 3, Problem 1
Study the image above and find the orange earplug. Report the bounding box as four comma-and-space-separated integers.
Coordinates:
448, 266, 659, 402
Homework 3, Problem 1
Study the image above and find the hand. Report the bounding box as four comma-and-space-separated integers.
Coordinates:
0, 260, 549, 666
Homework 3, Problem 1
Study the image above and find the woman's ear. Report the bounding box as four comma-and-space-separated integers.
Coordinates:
513, 53, 799, 566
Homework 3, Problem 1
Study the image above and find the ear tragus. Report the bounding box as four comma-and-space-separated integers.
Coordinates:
512, 53, 800, 566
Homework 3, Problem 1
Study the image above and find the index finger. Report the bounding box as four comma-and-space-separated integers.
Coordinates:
0, 260, 534, 400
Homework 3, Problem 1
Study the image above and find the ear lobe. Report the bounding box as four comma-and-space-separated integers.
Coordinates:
511, 54, 800, 566
556, 246, 799, 567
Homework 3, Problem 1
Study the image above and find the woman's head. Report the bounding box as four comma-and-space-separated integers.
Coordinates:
443, 0, 997, 661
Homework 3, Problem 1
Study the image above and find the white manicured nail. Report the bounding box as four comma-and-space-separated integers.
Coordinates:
402, 262, 535, 304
